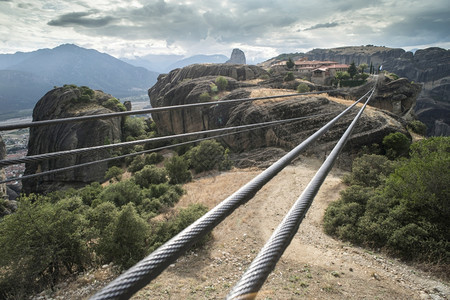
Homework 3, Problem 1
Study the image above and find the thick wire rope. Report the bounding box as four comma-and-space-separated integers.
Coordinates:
0, 113, 335, 168
0, 90, 336, 131
89, 87, 374, 300
226, 87, 376, 300
0, 114, 322, 184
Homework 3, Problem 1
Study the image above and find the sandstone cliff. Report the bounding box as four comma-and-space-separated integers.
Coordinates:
148, 64, 410, 164
23, 85, 124, 194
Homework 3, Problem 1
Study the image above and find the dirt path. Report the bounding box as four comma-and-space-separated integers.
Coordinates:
130, 157, 449, 300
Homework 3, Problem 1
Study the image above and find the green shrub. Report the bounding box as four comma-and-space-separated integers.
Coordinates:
133, 165, 168, 188
284, 72, 295, 81
98, 180, 143, 207
123, 117, 147, 140
297, 83, 310, 93
324, 137, 450, 265
104, 166, 124, 181
215, 76, 228, 91
129, 155, 146, 173
79, 182, 103, 206
382, 132, 411, 159
407, 120, 427, 135
148, 204, 209, 253
0, 196, 91, 297
165, 155, 192, 184
97, 203, 149, 269
286, 58, 295, 69
199, 92, 211, 102
187, 140, 226, 173
343, 154, 394, 187
145, 152, 164, 165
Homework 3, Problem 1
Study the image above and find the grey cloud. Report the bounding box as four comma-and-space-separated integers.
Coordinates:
48, 11, 115, 28
303, 22, 340, 31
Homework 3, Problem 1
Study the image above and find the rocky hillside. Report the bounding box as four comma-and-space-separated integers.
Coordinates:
148, 64, 413, 164
22, 86, 124, 194
264, 46, 449, 136
0, 136, 6, 198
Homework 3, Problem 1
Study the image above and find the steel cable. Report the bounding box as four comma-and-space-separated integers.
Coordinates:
226, 87, 376, 300
0, 90, 336, 131
89, 87, 374, 300
0, 114, 322, 184
0, 112, 335, 168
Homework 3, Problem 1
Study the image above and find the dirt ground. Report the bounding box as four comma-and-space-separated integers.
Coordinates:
41, 156, 448, 300
129, 156, 449, 300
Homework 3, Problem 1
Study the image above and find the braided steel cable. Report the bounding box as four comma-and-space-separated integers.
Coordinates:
226, 87, 376, 300
0, 112, 335, 168
89, 87, 373, 300
0, 115, 318, 185
0, 90, 336, 131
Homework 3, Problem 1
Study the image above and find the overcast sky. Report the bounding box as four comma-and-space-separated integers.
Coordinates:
1, 0, 449, 62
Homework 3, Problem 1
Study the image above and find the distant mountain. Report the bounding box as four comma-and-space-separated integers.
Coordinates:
0, 44, 159, 113
123, 54, 228, 73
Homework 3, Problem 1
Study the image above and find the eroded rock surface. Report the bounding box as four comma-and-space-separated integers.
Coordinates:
23, 86, 124, 194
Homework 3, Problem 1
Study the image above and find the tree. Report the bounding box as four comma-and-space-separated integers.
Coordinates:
286, 57, 295, 69
284, 72, 295, 81
369, 62, 374, 74
165, 155, 192, 184
133, 165, 168, 188
187, 139, 226, 173
98, 180, 143, 207
104, 166, 124, 181
348, 62, 358, 79
359, 63, 368, 73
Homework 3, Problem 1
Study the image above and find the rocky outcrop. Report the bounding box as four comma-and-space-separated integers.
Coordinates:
149, 64, 269, 135
382, 48, 450, 136
306, 46, 405, 67
23, 86, 124, 194
329, 74, 422, 119
226, 49, 246, 64
148, 64, 409, 162
290, 46, 449, 136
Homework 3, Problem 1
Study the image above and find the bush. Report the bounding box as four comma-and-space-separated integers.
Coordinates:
382, 132, 411, 159
128, 155, 146, 173
187, 140, 225, 173
284, 72, 295, 81
407, 120, 427, 135
324, 137, 450, 265
123, 117, 147, 140
199, 92, 211, 102
98, 180, 143, 207
297, 83, 310, 93
215, 76, 228, 91
133, 165, 168, 188
79, 182, 103, 206
165, 155, 192, 184
104, 166, 124, 181
97, 203, 149, 269
0, 196, 91, 297
343, 154, 394, 187
148, 204, 209, 252
145, 152, 164, 165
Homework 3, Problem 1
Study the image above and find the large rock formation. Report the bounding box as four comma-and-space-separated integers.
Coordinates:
280, 46, 449, 136
382, 48, 450, 136
0, 136, 6, 199
226, 49, 246, 64
148, 64, 411, 164
23, 85, 124, 194
149, 64, 268, 135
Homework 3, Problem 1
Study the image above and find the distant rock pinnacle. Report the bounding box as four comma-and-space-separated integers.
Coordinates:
226, 48, 246, 64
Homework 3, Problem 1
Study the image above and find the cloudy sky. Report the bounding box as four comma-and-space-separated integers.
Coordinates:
1, 0, 449, 62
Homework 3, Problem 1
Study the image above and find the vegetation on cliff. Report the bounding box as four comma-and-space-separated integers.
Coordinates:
324, 136, 450, 274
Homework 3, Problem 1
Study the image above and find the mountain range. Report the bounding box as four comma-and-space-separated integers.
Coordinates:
0, 44, 159, 113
